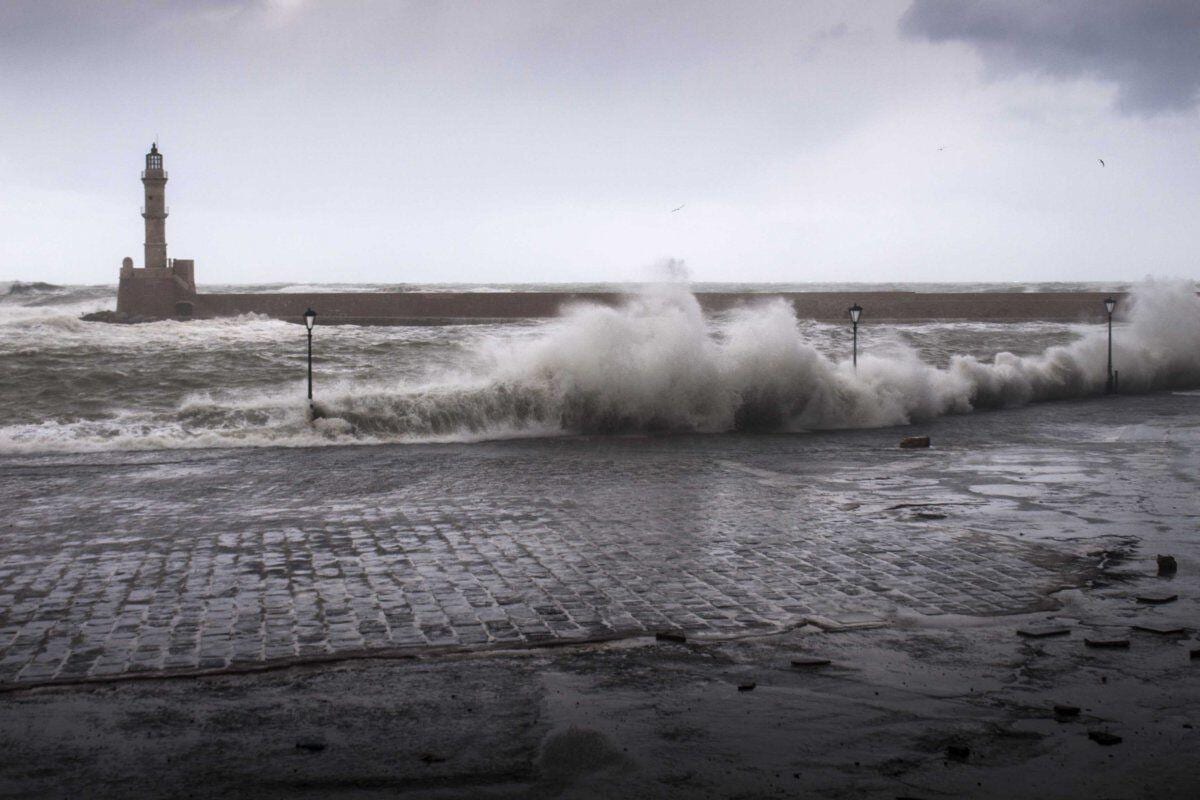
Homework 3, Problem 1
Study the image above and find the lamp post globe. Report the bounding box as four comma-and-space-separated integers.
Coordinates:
848, 304, 863, 369
303, 308, 317, 404
1104, 298, 1115, 394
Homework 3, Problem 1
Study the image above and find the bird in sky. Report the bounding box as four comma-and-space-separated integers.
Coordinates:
1098, 158, 1105, 167
937, 146, 947, 151
670, 204, 685, 213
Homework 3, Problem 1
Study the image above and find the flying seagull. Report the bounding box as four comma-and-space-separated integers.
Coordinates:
1098, 158, 1105, 167
671, 204, 685, 213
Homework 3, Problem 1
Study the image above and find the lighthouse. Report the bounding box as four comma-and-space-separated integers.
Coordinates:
116, 144, 196, 319
141, 143, 168, 269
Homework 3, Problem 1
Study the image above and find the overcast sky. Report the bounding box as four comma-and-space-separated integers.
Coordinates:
2, 0, 1198, 285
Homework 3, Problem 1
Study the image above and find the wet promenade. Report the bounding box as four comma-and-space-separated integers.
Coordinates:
1, 393, 1196, 688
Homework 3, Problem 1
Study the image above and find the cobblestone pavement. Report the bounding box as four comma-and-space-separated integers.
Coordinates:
2, 394, 1196, 688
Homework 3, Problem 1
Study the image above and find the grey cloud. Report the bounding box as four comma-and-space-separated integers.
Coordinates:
901, 0, 1200, 115
0, 1, 279, 54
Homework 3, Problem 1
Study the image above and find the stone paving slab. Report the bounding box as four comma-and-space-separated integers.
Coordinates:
0, 429, 1100, 689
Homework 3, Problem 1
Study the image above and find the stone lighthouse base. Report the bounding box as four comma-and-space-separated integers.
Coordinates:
101, 257, 197, 322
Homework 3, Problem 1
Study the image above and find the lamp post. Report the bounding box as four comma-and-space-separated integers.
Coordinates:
848, 303, 863, 369
303, 308, 317, 404
1104, 297, 1116, 394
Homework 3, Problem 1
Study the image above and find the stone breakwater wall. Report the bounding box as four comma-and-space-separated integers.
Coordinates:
187, 290, 1123, 324
110, 272, 1124, 324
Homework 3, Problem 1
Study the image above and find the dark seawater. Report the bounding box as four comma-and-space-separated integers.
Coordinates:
1, 280, 1197, 453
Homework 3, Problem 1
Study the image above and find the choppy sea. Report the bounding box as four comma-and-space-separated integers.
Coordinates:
2, 279, 1198, 454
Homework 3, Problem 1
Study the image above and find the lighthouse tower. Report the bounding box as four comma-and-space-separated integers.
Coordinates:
116, 143, 196, 319
142, 143, 168, 269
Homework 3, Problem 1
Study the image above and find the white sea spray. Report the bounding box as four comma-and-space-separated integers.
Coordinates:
323, 278, 1200, 438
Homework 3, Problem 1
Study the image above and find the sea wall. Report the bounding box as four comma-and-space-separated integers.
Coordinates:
182, 290, 1124, 324
111, 266, 1127, 324
190, 291, 624, 324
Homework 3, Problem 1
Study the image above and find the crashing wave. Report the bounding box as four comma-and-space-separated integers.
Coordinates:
315, 279, 1200, 438
3, 281, 65, 296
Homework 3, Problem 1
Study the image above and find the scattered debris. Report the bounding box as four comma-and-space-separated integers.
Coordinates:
1136, 594, 1178, 605
295, 740, 326, 753
1158, 555, 1178, 576
886, 501, 976, 510
655, 631, 687, 643
899, 436, 931, 449
737, 682, 757, 692
1131, 623, 1186, 636
945, 744, 970, 762
1087, 730, 1122, 746
1085, 637, 1130, 649
1017, 626, 1071, 639
1053, 705, 1081, 720
805, 614, 887, 632
418, 752, 447, 764
790, 657, 832, 668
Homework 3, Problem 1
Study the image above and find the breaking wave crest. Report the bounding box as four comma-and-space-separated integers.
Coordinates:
320, 280, 1200, 439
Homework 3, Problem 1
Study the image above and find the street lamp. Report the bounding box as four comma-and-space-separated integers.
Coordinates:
303, 308, 317, 405
848, 304, 863, 369
1104, 297, 1116, 394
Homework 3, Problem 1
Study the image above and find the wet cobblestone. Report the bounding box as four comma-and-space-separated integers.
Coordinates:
0, 413, 1161, 688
